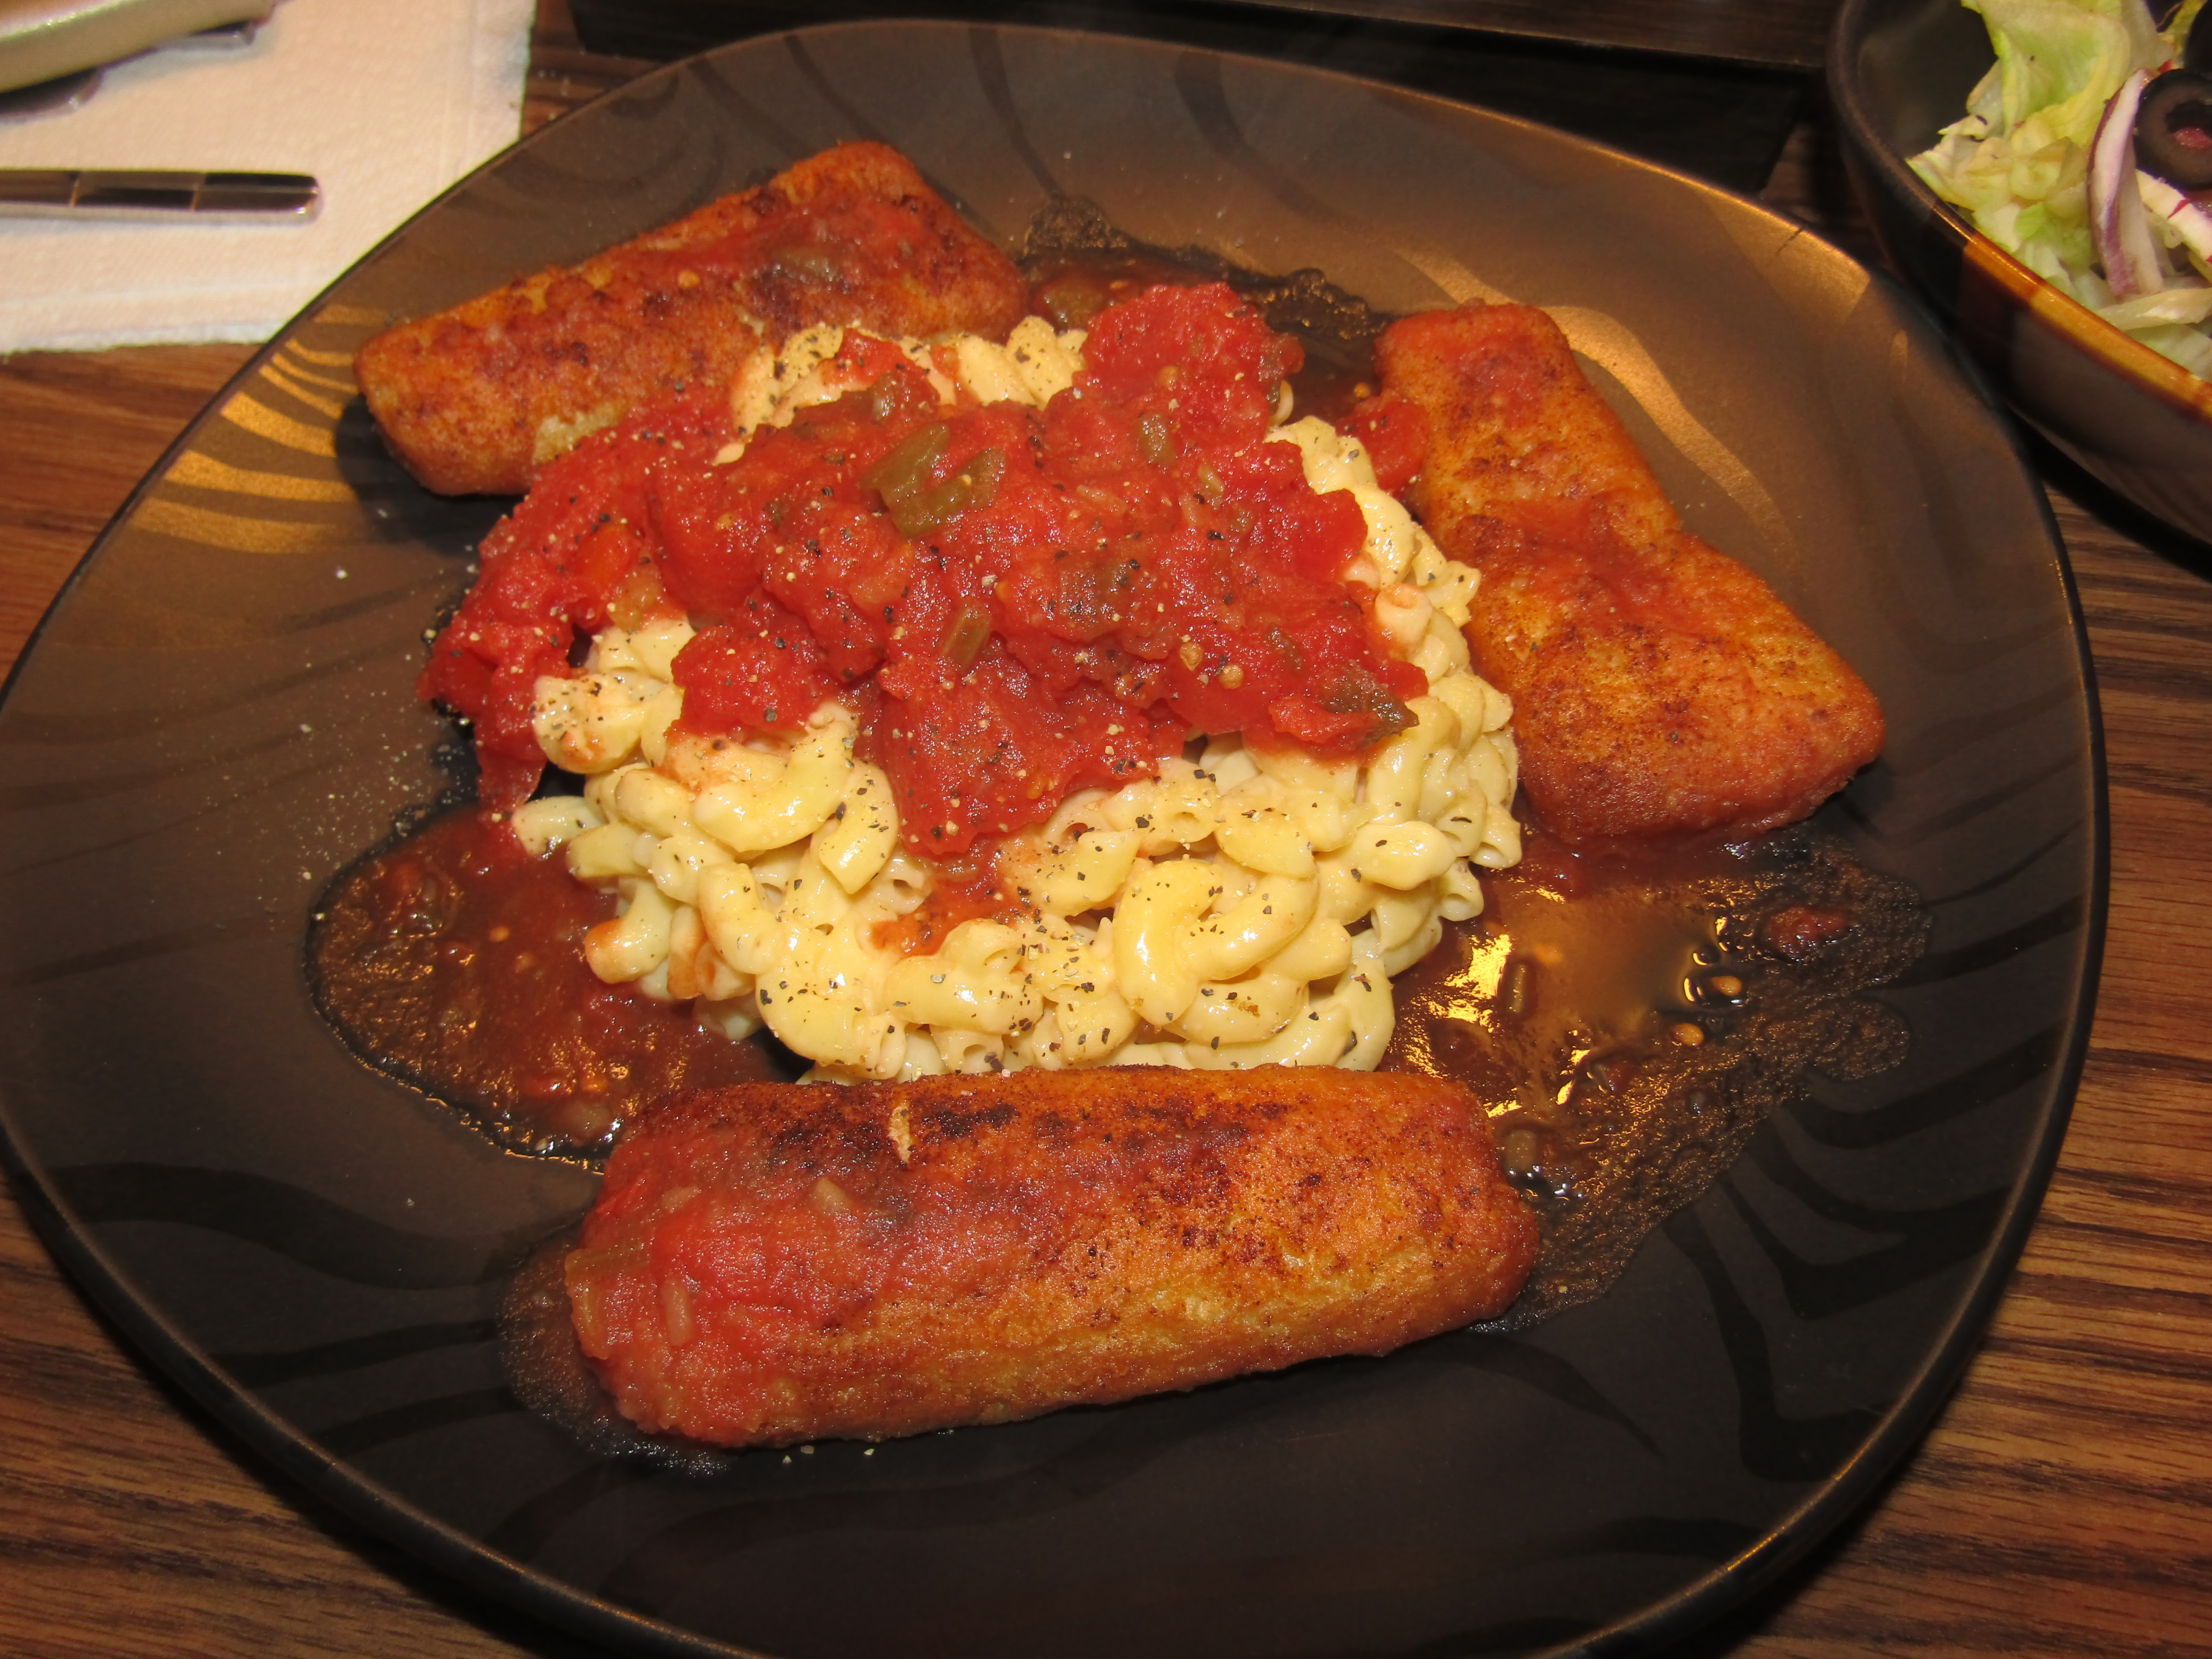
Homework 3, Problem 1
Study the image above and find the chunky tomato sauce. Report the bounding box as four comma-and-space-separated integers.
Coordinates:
421, 283, 1424, 856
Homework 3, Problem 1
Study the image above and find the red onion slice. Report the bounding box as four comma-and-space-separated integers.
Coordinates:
2137, 169, 2212, 263
2092, 69, 2166, 299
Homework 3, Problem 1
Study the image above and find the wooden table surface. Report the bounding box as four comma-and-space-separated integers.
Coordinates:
4, 9, 2209, 1659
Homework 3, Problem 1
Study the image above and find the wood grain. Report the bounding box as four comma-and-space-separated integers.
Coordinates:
2, 10, 2209, 1659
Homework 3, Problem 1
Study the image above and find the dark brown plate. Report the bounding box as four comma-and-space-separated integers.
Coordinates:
0, 21, 2101, 1658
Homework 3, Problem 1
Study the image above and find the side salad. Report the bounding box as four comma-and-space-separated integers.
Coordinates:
1914, 0, 2212, 377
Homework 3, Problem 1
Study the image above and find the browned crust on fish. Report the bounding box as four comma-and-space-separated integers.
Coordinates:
354, 141, 1029, 495
567, 1067, 1540, 1446
1376, 302, 1884, 844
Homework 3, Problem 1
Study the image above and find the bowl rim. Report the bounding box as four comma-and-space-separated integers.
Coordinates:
1828, 0, 2212, 429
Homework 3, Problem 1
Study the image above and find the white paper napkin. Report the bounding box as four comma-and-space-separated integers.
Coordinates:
0, 0, 532, 352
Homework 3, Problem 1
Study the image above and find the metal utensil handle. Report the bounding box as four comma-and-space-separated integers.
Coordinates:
0, 167, 319, 220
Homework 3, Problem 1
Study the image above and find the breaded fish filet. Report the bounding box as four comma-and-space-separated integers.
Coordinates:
566, 1068, 1539, 1447
355, 142, 1028, 495
1374, 304, 1883, 844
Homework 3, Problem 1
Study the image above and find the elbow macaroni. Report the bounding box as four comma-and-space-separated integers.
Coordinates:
505, 328, 1520, 1082
714, 316, 1087, 465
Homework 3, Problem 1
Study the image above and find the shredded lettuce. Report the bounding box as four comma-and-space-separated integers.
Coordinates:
1911, 0, 2212, 376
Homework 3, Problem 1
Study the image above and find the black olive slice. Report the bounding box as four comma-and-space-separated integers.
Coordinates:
2136, 68, 2212, 191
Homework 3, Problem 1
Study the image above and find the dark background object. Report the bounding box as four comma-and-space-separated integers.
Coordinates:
568, 0, 1819, 194
1206, 0, 1841, 66
569, 0, 1844, 67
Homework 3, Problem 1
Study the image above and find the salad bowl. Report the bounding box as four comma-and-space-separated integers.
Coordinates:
1832, 0, 2212, 545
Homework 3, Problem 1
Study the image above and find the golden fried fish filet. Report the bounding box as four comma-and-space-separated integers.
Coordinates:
565, 1068, 1540, 1447
1373, 303, 1884, 844
355, 141, 1029, 495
